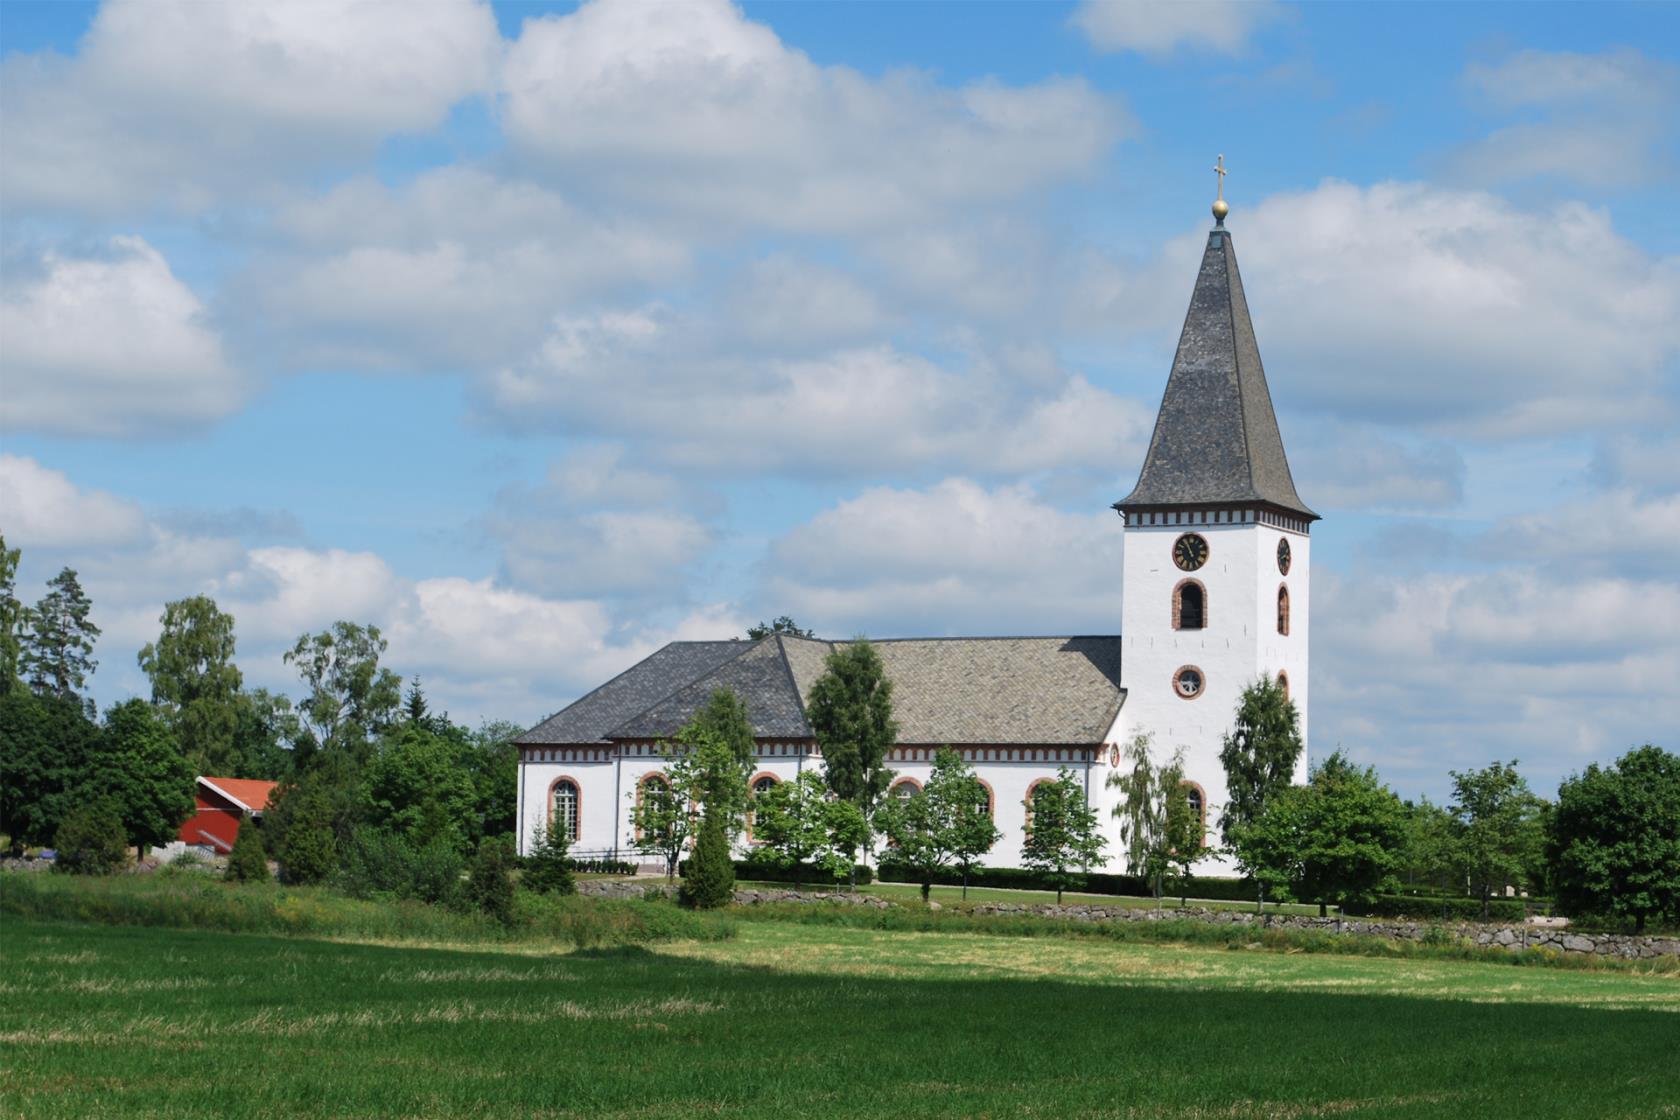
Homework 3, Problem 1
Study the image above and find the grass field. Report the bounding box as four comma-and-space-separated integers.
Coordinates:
4, 915, 1677, 1119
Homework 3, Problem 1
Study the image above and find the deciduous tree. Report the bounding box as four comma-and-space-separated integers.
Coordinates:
808, 640, 897, 885
0, 689, 102, 850
137, 595, 244, 775
1549, 745, 1680, 933
1450, 760, 1544, 919
1219, 676, 1303, 910
283, 622, 402, 757
746, 616, 814, 640
1108, 731, 1193, 902
877, 749, 1001, 902
748, 771, 865, 888
0, 533, 22, 692
362, 726, 478, 854
1021, 767, 1106, 904
100, 698, 196, 852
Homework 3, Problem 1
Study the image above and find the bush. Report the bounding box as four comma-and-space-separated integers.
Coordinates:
1343, 894, 1530, 923
466, 835, 516, 925
681, 812, 734, 910
51, 799, 129, 876
522, 820, 574, 896
874, 861, 1240, 900
225, 823, 271, 883
698, 859, 873, 887
571, 858, 638, 875
337, 827, 462, 905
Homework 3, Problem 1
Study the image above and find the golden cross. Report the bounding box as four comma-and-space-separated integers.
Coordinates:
1213, 154, 1228, 202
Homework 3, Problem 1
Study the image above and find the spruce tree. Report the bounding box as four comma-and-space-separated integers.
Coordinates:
226, 821, 272, 883
21, 568, 100, 708
467, 835, 516, 924
682, 810, 735, 910
523, 818, 576, 895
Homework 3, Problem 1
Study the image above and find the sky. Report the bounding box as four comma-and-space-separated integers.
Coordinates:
1, 0, 1676, 803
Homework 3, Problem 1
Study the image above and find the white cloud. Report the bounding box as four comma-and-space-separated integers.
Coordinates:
1, 0, 501, 215
482, 309, 1153, 477
0, 237, 245, 438
723, 256, 892, 349
0, 454, 145, 548
1287, 422, 1464, 512
502, 0, 1127, 233
765, 479, 1118, 635
1070, 0, 1283, 57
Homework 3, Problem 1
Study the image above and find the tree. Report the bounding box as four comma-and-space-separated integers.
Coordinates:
1401, 799, 1462, 906
100, 698, 196, 851
523, 817, 575, 895
283, 622, 402, 756
1549, 745, 1680, 933
51, 798, 127, 875
681, 808, 735, 910
1108, 732, 1193, 902
403, 677, 430, 726
747, 771, 866, 888
808, 640, 897, 884
1219, 676, 1304, 909
226, 821, 271, 883
466, 835, 516, 925
0, 689, 102, 851
0, 532, 22, 692
1020, 768, 1107, 904
137, 595, 244, 775
276, 783, 339, 885
1450, 760, 1544, 919
362, 726, 478, 854
877, 748, 1001, 902
466, 720, 521, 844
1281, 752, 1407, 917
629, 769, 693, 880
746, 616, 814, 640
229, 688, 299, 781
673, 690, 757, 835
20, 567, 100, 708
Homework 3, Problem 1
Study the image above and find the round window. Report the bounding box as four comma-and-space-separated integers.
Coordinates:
1173, 665, 1205, 699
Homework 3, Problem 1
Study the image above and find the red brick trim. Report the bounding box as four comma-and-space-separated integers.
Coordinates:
1172, 577, 1208, 631
547, 776, 581, 843
1172, 664, 1206, 701
888, 777, 922, 799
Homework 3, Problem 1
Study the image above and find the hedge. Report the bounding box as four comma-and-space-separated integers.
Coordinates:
873, 861, 1255, 901
679, 859, 874, 886
1344, 894, 1533, 923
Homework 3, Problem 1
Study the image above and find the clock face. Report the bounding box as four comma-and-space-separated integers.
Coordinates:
1277, 538, 1292, 575
1173, 533, 1209, 572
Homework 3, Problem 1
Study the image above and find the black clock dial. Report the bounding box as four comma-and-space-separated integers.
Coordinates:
1173, 533, 1209, 572
1277, 538, 1292, 575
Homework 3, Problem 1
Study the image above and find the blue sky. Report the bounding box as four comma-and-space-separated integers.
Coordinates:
2, 0, 1676, 801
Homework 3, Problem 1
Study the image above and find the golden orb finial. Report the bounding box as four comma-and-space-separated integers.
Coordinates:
1212, 154, 1229, 226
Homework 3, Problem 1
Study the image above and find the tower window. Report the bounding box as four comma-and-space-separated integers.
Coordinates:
1173, 579, 1207, 630
1276, 670, 1290, 699
1173, 665, 1205, 700
1277, 585, 1290, 636
1182, 782, 1207, 848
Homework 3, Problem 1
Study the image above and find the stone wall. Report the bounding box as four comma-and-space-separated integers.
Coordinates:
576, 880, 1679, 959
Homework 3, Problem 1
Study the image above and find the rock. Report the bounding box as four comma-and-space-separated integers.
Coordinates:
927, 901, 942, 911
1562, 935, 1595, 953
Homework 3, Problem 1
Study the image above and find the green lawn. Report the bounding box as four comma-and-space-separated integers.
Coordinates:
4, 916, 1676, 1118
735, 877, 1328, 914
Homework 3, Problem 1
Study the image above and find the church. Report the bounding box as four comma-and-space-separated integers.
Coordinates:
515, 188, 1315, 876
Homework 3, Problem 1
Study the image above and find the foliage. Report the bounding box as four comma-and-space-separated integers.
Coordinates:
0, 688, 103, 850
1217, 675, 1303, 850
283, 621, 402, 757
725, 860, 874, 886
807, 639, 898, 817
0, 532, 21, 692
99, 698, 196, 851
1342, 894, 1531, 923
19, 567, 100, 709
276, 783, 339, 885
682, 808, 736, 910
1401, 798, 1462, 897
229, 688, 299, 781
748, 771, 868, 887
465, 720, 521, 841
336, 826, 462, 905
875, 748, 1000, 901
466, 835, 517, 925
671, 691, 757, 835
362, 725, 478, 853
1108, 732, 1197, 901
1451, 760, 1546, 918
1549, 744, 1680, 933
745, 616, 815, 639
1020, 767, 1107, 903
522, 817, 576, 896
225, 821, 271, 883
51, 797, 128, 875
629, 765, 694, 879
136, 595, 244, 775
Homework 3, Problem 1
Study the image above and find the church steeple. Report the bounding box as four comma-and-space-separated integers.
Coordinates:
1115, 204, 1316, 522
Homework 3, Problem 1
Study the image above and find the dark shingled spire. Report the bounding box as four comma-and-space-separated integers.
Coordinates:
1115, 227, 1316, 521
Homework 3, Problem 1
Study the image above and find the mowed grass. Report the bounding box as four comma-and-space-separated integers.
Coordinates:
4, 919, 1678, 1119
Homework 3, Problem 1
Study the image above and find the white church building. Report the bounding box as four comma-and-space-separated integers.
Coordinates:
515, 201, 1314, 876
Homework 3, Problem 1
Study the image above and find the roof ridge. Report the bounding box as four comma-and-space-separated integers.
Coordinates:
599, 637, 769, 740
1222, 232, 1258, 501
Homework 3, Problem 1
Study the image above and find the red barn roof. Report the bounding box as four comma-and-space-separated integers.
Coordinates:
198, 777, 277, 814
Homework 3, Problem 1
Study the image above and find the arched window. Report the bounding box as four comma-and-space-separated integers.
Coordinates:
549, 779, 580, 843
1182, 782, 1207, 848
746, 773, 779, 842
1276, 670, 1290, 700
1277, 584, 1290, 636
1024, 779, 1051, 836
974, 779, 995, 821
634, 773, 672, 843
1173, 579, 1207, 631
889, 778, 921, 801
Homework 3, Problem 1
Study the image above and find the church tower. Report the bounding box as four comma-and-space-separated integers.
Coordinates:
1115, 168, 1316, 870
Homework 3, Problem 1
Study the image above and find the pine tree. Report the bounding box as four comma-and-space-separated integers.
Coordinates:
523, 818, 575, 895
467, 835, 516, 924
682, 810, 736, 910
226, 821, 272, 883
277, 786, 339, 885
21, 568, 100, 709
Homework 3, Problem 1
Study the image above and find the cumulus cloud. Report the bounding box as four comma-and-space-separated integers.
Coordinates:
502, 0, 1128, 233
1287, 423, 1464, 512
0, 238, 245, 437
1, 0, 501, 215
1070, 0, 1283, 57
764, 479, 1119, 635
0, 454, 146, 548
481, 308, 1153, 478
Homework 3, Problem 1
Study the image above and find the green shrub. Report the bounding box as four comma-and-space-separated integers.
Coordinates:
681, 812, 734, 910
684, 859, 874, 887
467, 835, 516, 925
337, 827, 462, 906
522, 820, 575, 896
51, 798, 128, 876
874, 861, 1244, 899
1343, 894, 1529, 922
570, 858, 638, 875
225, 823, 271, 883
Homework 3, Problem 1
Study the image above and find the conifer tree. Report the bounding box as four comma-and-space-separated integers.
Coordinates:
523, 818, 575, 896
52, 797, 127, 875
682, 809, 735, 910
20, 567, 100, 709
467, 835, 516, 924
226, 821, 272, 883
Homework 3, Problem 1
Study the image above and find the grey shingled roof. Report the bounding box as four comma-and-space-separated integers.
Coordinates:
1116, 228, 1317, 520
518, 634, 1125, 747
